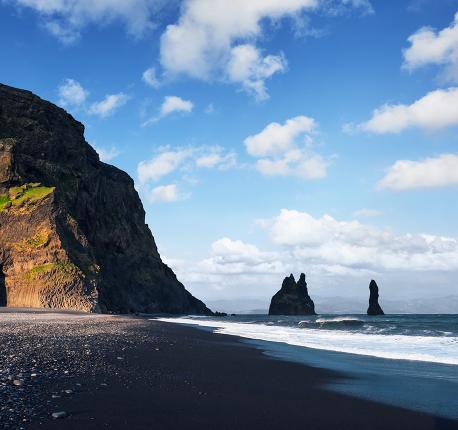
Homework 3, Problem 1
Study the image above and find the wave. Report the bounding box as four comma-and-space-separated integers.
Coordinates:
156, 317, 458, 366
299, 316, 365, 328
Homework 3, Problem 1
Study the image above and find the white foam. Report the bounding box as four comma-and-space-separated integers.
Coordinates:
315, 316, 362, 323
155, 317, 458, 366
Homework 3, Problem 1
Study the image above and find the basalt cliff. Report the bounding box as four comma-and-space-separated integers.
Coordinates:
0, 83, 211, 314
367, 280, 384, 316
269, 273, 316, 315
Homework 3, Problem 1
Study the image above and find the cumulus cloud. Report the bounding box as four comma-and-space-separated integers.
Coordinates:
159, 0, 370, 99
148, 184, 189, 203
265, 209, 458, 272
378, 154, 458, 191
137, 146, 237, 184
138, 148, 192, 183
350, 87, 458, 133
195, 151, 236, 170
226, 44, 287, 100
244, 116, 329, 179
94, 146, 120, 163
142, 66, 160, 88
88, 93, 129, 118
245, 116, 315, 156
403, 12, 458, 82
143, 95, 193, 125
58, 78, 89, 107
169, 209, 458, 298
196, 237, 286, 276
7, 0, 159, 43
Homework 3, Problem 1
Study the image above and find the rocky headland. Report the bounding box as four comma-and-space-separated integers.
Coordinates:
269, 273, 316, 315
0, 83, 210, 314
367, 280, 384, 315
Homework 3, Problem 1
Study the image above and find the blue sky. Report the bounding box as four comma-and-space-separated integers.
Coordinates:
1, 0, 458, 308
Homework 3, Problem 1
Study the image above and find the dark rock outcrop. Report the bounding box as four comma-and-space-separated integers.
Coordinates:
0, 83, 211, 314
367, 280, 384, 315
269, 273, 316, 315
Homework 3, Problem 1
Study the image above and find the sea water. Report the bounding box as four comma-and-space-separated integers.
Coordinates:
157, 314, 458, 420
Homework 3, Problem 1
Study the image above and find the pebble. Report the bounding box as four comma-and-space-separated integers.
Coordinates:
51, 411, 67, 419
64, 389, 73, 394
13, 380, 23, 387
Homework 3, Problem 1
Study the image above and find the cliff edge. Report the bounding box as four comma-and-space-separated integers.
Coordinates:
0, 83, 211, 314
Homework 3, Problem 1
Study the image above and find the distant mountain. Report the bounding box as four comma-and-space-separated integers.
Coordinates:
207, 296, 458, 315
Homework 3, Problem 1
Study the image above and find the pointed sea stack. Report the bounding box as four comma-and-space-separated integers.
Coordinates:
269, 273, 316, 315
0, 83, 211, 314
367, 280, 384, 315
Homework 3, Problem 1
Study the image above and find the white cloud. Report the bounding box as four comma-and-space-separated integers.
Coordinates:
94, 146, 120, 163
354, 208, 383, 217
143, 95, 194, 125
148, 184, 189, 203
227, 44, 287, 100
244, 116, 329, 180
378, 154, 458, 191
197, 237, 286, 276
352, 87, 458, 133
265, 209, 458, 272
160, 95, 193, 116
159, 0, 370, 99
88, 93, 129, 118
137, 146, 237, 183
138, 149, 192, 183
58, 78, 89, 107
245, 116, 315, 156
403, 12, 458, 82
169, 209, 458, 299
142, 66, 160, 88
195, 150, 236, 170
8, 0, 158, 43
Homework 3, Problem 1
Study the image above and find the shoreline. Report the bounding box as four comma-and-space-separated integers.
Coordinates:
1, 309, 456, 429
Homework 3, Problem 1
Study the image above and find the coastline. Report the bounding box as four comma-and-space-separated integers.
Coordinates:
1, 309, 456, 430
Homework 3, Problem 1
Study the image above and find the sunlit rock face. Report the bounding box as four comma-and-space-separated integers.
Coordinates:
0, 83, 211, 314
269, 273, 316, 316
367, 280, 384, 316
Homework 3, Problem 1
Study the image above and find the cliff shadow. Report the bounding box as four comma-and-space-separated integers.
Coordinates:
0, 265, 6, 306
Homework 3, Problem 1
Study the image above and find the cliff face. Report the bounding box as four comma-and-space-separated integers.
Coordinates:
269, 273, 316, 315
367, 280, 384, 315
0, 83, 211, 314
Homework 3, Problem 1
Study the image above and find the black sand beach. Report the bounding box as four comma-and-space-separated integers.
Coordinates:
1, 309, 456, 430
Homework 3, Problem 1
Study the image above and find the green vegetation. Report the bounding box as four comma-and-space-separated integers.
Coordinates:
26, 261, 79, 280
0, 194, 9, 211
0, 183, 55, 212
26, 232, 49, 248
27, 263, 56, 277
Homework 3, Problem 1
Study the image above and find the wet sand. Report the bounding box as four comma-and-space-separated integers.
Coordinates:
0, 309, 456, 430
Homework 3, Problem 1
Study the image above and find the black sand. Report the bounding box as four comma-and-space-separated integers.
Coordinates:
1, 310, 456, 430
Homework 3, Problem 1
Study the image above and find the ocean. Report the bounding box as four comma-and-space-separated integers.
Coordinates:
157, 314, 458, 420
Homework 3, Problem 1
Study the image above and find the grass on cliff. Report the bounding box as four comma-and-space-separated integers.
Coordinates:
26, 262, 79, 280
26, 232, 49, 248
0, 184, 54, 212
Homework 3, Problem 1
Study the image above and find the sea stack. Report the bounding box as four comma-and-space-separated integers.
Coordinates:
367, 280, 384, 315
269, 273, 316, 315
0, 83, 211, 314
